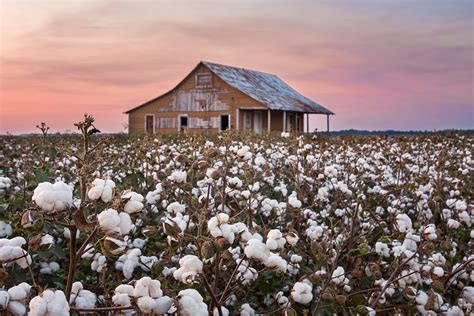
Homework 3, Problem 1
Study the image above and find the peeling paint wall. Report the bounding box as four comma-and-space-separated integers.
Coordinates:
157, 89, 229, 112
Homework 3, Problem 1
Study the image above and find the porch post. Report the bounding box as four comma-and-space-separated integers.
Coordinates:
267, 110, 271, 132
236, 108, 240, 131
326, 114, 330, 133
306, 113, 309, 134
283, 111, 287, 132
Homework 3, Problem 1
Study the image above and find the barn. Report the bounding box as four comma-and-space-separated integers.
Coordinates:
125, 61, 334, 134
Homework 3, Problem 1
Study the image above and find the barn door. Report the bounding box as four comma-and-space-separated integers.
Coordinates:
145, 115, 154, 134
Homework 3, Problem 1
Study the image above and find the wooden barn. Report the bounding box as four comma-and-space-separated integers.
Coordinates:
126, 61, 334, 134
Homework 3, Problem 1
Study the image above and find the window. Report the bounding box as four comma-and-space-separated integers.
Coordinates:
196, 73, 212, 87
179, 115, 188, 132
243, 112, 251, 131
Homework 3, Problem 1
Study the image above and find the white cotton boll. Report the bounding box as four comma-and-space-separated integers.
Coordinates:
32, 181, 73, 212
331, 266, 347, 285
433, 267, 444, 277
112, 285, 134, 307
29, 290, 69, 316
137, 296, 157, 313
213, 306, 230, 316
0, 290, 8, 309
133, 277, 163, 299
168, 170, 187, 183
291, 254, 302, 263
291, 281, 313, 304
244, 239, 270, 263
8, 283, 30, 301
88, 179, 115, 202
0, 221, 12, 238
173, 255, 203, 284
122, 191, 144, 214
118, 212, 132, 235
207, 213, 236, 243
98, 209, 121, 232
266, 229, 286, 250
240, 303, 255, 316
9, 300, 27, 315
395, 214, 412, 233
447, 219, 460, 229
423, 224, 437, 240
177, 289, 208, 316
154, 296, 173, 314
463, 286, 474, 304
286, 233, 299, 246
265, 253, 287, 273
167, 201, 186, 214
63, 227, 80, 240
375, 242, 391, 257
416, 291, 428, 306
288, 195, 302, 209
280, 132, 290, 138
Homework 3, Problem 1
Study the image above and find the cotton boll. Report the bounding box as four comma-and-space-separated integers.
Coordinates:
154, 296, 173, 314
112, 285, 134, 307
291, 280, 313, 304
173, 255, 203, 284
122, 192, 144, 214
266, 229, 286, 250
213, 306, 230, 316
168, 170, 187, 183
286, 232, 299, 246
9, 300, 28, 315
244, 239, 270, 264
98, 209, 121, 232
265, 253, 287, 273
0, 290, 8, 309
137, 296, 157, 313
29, 290, 69, 316
32, 181, 73, 212
208, 213, 237, 243
240, 303, 255, 316
177, 289, 208, 316
395, 214, 412, 233
118, 212, 132, 235
0, 221, 12, 238
433, 267, 444, 277
423, 224, 437, 240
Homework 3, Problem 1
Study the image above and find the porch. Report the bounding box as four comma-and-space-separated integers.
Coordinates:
235, 109, 331, 134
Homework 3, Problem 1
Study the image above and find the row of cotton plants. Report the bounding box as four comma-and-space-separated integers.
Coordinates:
0, 119, 472, 315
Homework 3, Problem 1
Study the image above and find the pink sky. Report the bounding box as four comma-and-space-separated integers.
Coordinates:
1, 0, 473, 133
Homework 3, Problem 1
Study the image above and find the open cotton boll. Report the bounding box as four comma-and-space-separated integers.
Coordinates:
213, 306, 230, 316
0, 290, 8, 309
122, 192, 144, 214
97, 209, 131, 235
133, 277, 163, 299
286, 232, 299, 246
331, 266, 348, 285
153, 296, 173, 314
0, 221, 12, 238
166, 201, 186, 214
280, 132, 290, 138
168, 170, 187, 183
207, 213, 237, 243
112, 285, 134, 307
39, 262, 60, 274
265, 253, 287, 273
291, 280, 313, 304
29, 289, 69, 316
266, 229, 286, 250
0, 238, 31, 268
177, 289, 208, 316
288, 193, 302, 209
244, 239, 270, 264
173, 255, 203, 284
70, 282, 97, 309
32, 181, 73, 212
87, 179, 115, 202
395, 214, 412, 233
423, 224, 437, 240
240, 303, 255, 316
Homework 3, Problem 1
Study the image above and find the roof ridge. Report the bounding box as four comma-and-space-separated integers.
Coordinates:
201, 60, 277, 77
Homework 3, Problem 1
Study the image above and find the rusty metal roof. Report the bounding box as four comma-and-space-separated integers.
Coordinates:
202, 61, 334, 114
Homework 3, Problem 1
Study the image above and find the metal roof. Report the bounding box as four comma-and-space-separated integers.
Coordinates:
202, 61, 334, 114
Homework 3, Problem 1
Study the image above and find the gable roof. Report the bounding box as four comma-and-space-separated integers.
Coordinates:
202, 61, 334, 114
126, 61, 334, 114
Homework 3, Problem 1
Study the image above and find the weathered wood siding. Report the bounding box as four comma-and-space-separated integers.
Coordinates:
129, 64, 273, 134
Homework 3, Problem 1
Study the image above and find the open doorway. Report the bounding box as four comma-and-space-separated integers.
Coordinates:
220, 115, 229, 131
179, 115, 188, 132
145, 115, 154, 134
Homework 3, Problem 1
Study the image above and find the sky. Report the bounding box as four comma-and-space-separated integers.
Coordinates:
0, 0, 473, 134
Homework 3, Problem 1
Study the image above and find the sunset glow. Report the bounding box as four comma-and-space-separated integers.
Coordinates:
1, 0, 472, 133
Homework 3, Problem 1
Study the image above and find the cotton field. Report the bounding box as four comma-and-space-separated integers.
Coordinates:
0, 121, 472, 315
